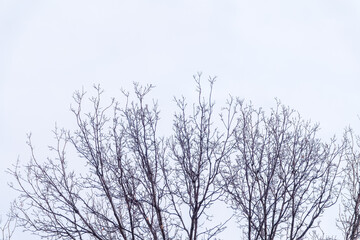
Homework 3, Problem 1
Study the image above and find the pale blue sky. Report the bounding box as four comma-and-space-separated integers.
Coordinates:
1, 1, 360, 239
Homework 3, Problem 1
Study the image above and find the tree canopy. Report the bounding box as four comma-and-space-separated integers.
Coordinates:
7, 77, 355, 240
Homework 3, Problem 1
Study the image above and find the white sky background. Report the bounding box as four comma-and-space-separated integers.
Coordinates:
1, 0, 360, 239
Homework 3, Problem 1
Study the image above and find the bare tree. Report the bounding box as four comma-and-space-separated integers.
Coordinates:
9, 84, 175, 240
9, 78, 235, 240
163, 74, 237, 240
338, 128, 360, 240
221, 100, 344, 240
9, 79, 346, 240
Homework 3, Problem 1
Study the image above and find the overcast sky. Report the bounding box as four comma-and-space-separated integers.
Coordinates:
1, 1, 360, 239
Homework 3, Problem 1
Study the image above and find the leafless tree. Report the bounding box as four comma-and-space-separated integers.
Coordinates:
221, 100, 345, 240
9, 78, 346, 240
9, 84, 174, 240
163, 74, 237, 240
338, 128, 360, 240
9, 77, 235, 240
